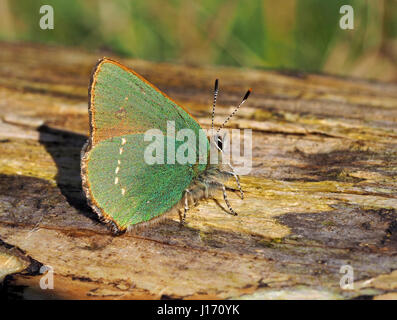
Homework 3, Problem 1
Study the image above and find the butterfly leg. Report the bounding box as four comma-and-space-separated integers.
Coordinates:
221, 162, 244, 200
180, 189, 191, 225
222, 184, 238, 216
227, 170, 244, 200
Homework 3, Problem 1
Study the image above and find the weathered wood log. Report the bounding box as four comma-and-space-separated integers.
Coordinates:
0, 42, 396, 300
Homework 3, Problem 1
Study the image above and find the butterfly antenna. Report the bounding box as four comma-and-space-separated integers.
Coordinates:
211, 79, 219, 131
216, 88, 252, 134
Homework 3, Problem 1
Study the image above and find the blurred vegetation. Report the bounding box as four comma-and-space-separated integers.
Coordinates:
0, 0, 396, 81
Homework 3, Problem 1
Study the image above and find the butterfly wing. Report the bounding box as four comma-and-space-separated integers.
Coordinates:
81, 58, 209, 231
88, 58, 203, 145
84, 134, 198, 230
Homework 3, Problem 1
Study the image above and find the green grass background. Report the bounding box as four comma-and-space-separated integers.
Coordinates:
0, 0, 396, 81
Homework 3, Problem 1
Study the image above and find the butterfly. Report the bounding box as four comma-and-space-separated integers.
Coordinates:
81, 58, 251, 234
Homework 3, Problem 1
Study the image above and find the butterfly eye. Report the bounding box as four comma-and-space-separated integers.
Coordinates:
216, 136, 223, 151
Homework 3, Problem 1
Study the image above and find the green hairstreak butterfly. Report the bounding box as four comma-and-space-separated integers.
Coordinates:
81, 58, 251, 234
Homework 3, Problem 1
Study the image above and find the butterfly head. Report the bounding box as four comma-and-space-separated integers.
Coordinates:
212, 132, 226, 153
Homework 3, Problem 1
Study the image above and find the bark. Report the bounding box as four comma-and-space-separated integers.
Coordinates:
0, 42, 396, 299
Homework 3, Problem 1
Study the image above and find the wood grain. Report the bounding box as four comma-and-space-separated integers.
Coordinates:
0, 42, 396, 299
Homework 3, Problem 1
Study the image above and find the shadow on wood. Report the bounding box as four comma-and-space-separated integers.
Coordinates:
38, 125, 96, 222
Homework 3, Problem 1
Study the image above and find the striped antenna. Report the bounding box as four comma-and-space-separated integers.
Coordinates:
211, 79, 219, 131
216, 88, 252, 134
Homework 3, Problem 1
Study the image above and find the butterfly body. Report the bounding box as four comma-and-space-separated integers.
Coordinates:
81, 58, 246, 234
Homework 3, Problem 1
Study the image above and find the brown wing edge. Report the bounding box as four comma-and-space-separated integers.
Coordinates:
80, 58, 124, 234
80, 57, 198, 234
